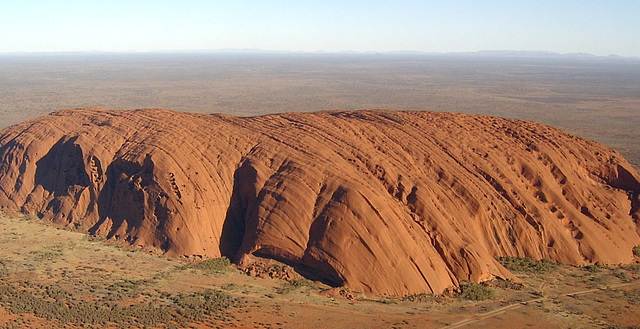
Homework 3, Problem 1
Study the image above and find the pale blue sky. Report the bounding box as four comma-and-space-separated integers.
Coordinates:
1, 0, 638, 56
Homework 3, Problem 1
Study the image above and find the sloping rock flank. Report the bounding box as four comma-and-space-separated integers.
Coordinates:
1, 108, 639, 296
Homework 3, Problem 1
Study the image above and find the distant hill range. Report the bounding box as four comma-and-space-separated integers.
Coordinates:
2, 49, 638, 61
381, 50, 639, 60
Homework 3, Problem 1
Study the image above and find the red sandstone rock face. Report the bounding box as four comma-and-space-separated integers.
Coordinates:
1, 108, 639, 296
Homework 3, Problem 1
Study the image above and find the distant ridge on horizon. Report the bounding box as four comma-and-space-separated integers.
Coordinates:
1, 49, 638, 60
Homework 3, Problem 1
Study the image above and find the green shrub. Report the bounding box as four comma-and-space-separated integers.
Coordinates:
288, 279, 315, 288
497, 256, 556, 274
107, 278, 155, 290
402, 293, 433, 303
0, 280, 237, 327
183, 257, 231, 274
275, 279, 318, 294
492, 278, 524, 290
173, 289, 235, 320
584, 264, 600, 273
623, 290, 640, 305
19, 215, 37, 221
459, 282, 495, 301
0, 259, 8, 277
611, 268, 633, 282
622, 264, 640, 274
633, 246, 640, 257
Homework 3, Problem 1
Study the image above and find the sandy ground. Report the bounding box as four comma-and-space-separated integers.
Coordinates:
0, 214, 639, 328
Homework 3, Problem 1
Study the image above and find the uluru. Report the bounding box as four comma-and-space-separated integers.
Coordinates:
0, 107, 638, 296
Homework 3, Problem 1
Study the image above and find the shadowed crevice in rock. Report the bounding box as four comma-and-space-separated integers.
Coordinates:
35, 137, 90, 195
254, 248, 346, 288
299, 214, 348, 288
611, 165, 640, 193
220, 160, 258, 260
89, 154, 158, 241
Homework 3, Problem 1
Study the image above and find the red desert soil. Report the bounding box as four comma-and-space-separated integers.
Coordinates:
0, 108, 638, 296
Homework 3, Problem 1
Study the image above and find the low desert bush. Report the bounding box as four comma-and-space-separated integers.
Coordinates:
497, 256, 556, 274
182, 257, 231, 274
0, 259, 8, 277
584, 264, 600, 273
491, 278, 524, 290
402, 293, 434, 303
0, 280, 237, 327
275, 279, 317, 294
173, 289, 236, 321
288, 279, 315, 288
19, 215, 37, 221
459, 282, 495, 301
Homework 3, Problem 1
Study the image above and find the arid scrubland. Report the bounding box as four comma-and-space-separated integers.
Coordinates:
1, 53, 638, 169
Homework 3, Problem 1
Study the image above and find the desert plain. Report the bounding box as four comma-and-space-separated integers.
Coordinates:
0, 213, 639, 329
1, 53, 638, 170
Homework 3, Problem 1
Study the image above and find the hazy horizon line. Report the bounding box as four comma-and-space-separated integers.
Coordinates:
1, 49, 639, 60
